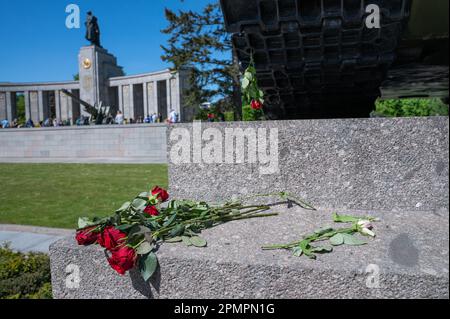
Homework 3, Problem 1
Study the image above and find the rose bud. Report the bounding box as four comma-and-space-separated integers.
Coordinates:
361, 227, 376, 237
107, 246, 137, 275
357, 220, 374, 230
358, 220, 376, 237
151, 186, 169, 202
251, 100, 262, 110
98, 226, 127, 251
144, 205, 160, 217
75, 226, 98, 246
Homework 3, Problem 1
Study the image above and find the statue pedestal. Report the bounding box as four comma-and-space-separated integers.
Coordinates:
78, 45, 124, 115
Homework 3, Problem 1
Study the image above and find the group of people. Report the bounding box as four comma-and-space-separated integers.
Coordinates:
1, 109, 181, 129
114, 109, 179, 125
0, 117, 71, 129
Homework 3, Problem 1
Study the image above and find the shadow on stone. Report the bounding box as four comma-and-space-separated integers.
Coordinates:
129, 267, 161, 299
389, 233, 420, 267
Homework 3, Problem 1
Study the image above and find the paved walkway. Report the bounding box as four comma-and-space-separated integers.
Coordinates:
0, 224, 73, 253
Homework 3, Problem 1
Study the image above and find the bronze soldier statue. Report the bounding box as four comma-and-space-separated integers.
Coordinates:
85, 11, 101, 47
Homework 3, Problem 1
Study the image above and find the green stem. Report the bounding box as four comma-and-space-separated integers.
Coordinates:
262, 226, 356, 250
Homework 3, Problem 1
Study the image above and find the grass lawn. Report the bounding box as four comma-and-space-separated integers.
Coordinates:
0, 164, 168, 229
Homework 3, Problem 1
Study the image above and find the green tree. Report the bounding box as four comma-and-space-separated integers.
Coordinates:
374, 98, 449, 117
161, 2, 242, 119
15, 94, 26, 124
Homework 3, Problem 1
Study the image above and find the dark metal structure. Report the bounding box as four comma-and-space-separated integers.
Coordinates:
220, 0, 448, 119
85, 11, 101, 47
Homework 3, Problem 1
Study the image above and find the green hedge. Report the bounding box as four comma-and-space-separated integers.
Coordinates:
0, 244, 52, 299
242, 105, 265, 121
374, 98, 449, 117
224, 111, 235, 122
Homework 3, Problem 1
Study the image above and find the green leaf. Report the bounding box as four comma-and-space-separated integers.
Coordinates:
342, 234, 367, 246
136, 241, 153, 255
115, 224, 135, 232
139, 253, 158, 281
181, 236, 192, 246
299, 240, 316, 259
311, 246, 333, 253
242, 77, 250, 89
330, 233, 345, 246
332, 212, 359, 223
314, 227, 334, 236
138, 192, 149, 198
190, 236, 207, 247
116, 202, 131, 213
128, 225, 152, 238
292, 247, 303, 257
163, 213, 177, 228
165, 236, 182, 243
78, 217, 93, 229
132, 198, 148, 211
170, 225, 185, 237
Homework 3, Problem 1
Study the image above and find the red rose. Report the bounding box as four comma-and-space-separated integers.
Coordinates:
251, 100, 263, 110
144, 205, 160, 217
75, 226, 98, 246
107, 246, 137, 275
98, 226, 127, 250
151, 186, 169, 202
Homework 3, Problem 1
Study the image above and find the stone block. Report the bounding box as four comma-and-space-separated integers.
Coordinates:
50, 206, 449, 299
168, 117, 449, 212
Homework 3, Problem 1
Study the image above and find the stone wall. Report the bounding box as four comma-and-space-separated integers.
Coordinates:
168, 117, 449, 212
49, 117, 449, 299
0, 124, 167, 164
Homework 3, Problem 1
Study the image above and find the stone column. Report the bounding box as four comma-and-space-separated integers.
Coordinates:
59, 90, 71, 122
23, 91, 31, 122
143, 83, 148, 116
166, 79, 172, 116
146, 82, 157, 116
129, 84, 135, 121
78, 46, 124, 108
153, 81, 158, 116
170, 75, 181, 118
0, 92, 7, 120
55, 90, 61, 121
66, 90, 75, 124
118, 85, 123, 112
29, 91, 40, 123
122, 85, 130, 120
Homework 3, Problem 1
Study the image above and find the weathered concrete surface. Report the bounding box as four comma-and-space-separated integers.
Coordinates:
168, 117, 449, 212
49, 205, 449, 299
0, 225, 72, 253
50, 117, 449, 299
0, 124, 167, 164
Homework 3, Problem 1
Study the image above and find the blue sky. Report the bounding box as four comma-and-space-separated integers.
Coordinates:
0, 0, 216, 83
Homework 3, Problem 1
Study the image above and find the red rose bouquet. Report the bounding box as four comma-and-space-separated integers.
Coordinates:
76, 187, 315, 281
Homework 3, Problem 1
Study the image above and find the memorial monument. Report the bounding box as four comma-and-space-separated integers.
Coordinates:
0, 12, 191, 124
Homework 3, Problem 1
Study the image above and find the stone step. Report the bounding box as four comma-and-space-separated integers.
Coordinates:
49, 205, 449, 299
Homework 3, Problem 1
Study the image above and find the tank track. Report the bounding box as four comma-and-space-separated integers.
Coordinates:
221, 0, 412, 119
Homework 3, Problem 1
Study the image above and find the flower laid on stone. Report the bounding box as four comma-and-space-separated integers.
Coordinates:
76, 187, 314, 280
262, 213, 380, 259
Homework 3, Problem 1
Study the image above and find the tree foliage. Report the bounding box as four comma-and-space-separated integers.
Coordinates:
374, 98, 449, 117
161, 2, 241, 118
